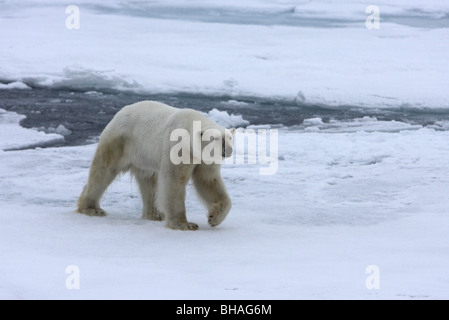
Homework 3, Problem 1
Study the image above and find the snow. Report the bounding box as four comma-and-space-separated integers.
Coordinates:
207, 109, 250, 128
221, 100, 250, 108
0, 109, 64, 151
47, 124, 72, 136
0, 81, 31, 90
0, 1, 448, 108
298, 116, 423, 133
1, 117, 449, 299
1, 0, 449, 300
303, 117, 324, 126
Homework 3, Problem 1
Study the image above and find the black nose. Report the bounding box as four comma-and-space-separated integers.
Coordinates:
222, 147, 233, 158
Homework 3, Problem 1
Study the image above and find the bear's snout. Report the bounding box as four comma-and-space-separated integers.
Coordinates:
223, 146, 233, 158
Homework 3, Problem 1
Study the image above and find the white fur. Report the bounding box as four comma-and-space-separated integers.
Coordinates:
77, 101, 234, 230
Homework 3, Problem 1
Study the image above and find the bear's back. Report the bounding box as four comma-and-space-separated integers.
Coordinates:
102, 101, 176, 137
121, 100, 177, 123
102, 100, 221, 141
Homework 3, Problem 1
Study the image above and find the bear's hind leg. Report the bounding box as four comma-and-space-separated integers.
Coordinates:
77, 167, 119, 216
77, 136, 125, 216
132, 169, 165, 221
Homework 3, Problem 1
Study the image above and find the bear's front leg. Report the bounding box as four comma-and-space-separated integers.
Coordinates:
192, 167, 232, 228
157, 172, 198, 231
208, 196, 232, 227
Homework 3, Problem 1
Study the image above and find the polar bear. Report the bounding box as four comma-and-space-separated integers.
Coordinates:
77, 101, 235, 230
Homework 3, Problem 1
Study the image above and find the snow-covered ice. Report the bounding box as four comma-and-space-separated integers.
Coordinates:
0, 0, 448, 108
299, 116, 423, 133
207, 108, 250, 128
0, 109, 64, 151
1, 116, 449, 299
1, 0, 449, 300
46, 124, 72, 136
0, 81, 31, 90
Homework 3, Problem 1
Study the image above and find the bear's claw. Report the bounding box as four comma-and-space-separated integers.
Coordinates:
185, 222, 199, 230
167, 221, 199, 231
143, 211, 165, 221
151, 212, 165, 221
208, 214, 218, 227
79, 207, 107, 217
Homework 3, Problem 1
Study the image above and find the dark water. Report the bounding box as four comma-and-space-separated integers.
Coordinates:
1, 88, 449, 149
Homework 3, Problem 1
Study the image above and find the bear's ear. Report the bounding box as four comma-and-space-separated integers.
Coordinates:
201, 126, 212, 137
229, 128, 236, 136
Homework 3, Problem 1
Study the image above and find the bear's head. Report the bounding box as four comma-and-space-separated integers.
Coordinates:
201, 126, 236, 163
